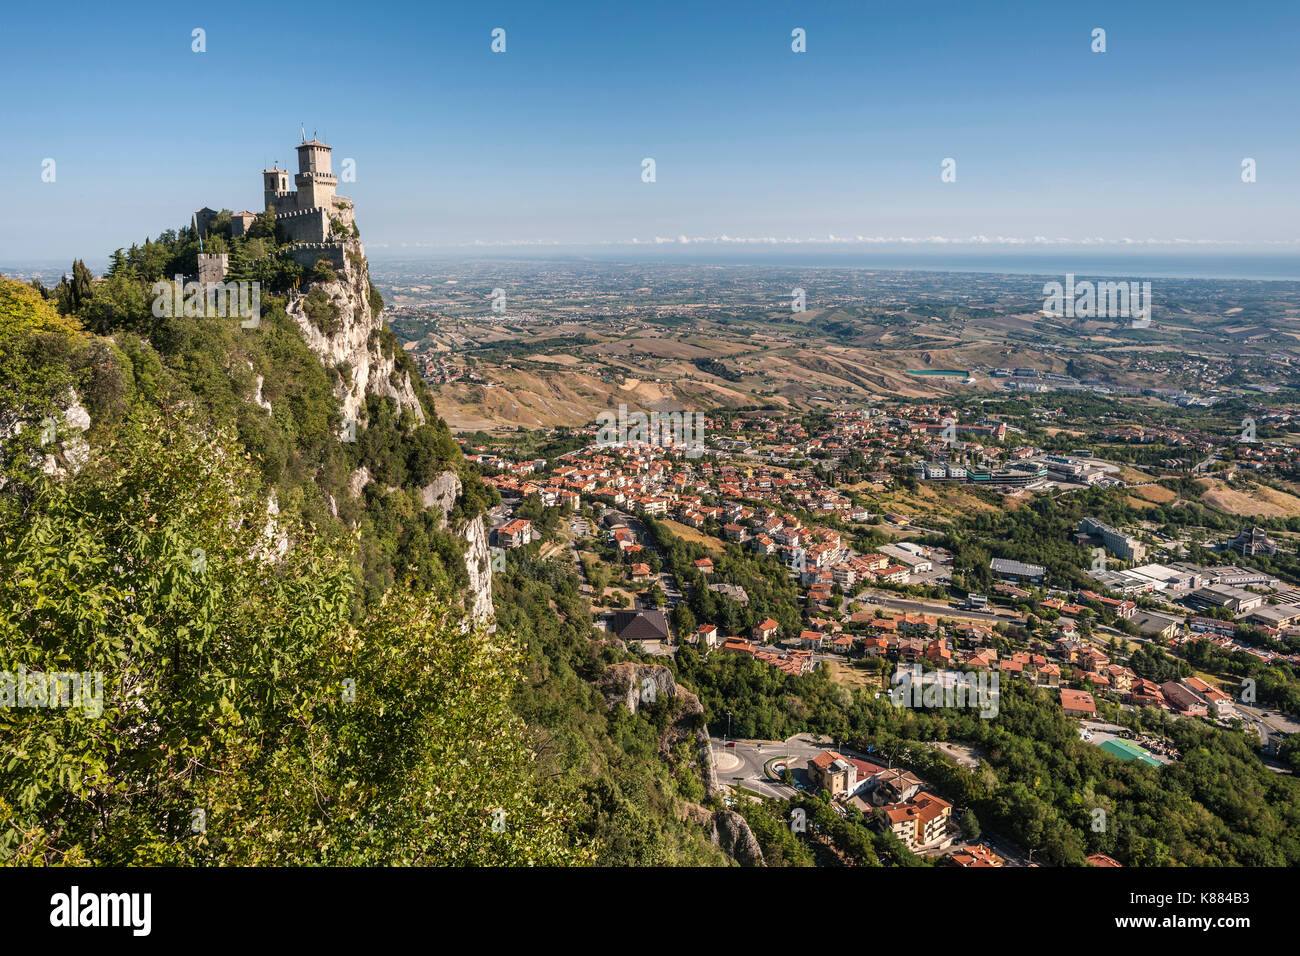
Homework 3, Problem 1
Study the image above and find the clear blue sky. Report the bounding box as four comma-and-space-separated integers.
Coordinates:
2, 0, 1298, 263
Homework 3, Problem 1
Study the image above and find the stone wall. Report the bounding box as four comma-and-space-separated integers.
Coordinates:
277, 206, 331, 244
288, 242, 347, 272
197, 253, 228, 284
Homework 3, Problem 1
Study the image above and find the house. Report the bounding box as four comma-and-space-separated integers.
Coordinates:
809, 751, 888, 798
861, 636, 889, 657
611, 609, 670, 644
924, 638, 952, 664
1076, 646, 1110, 673
752, 618, 780, 642
1160, 680, 1208, 716
708, 582, 750, 605
1129, 678, 1167, 709
879, 564, 910, 584
1087, 853, 1123, 867
1180, 676, 1234, 717
867, 767, 922, 806
948, 844, 1006, 868
630, 562, 654, 582
1034, 662, 1061, 688
693, 558, 714, 575
1060, 688, 1097, 718
798, 629, 824, 650
876, 792, 954, 850
897, 637, 927, 662
808, 751, 858, 798
696, 624, 720, 648
496, 518, 533, 549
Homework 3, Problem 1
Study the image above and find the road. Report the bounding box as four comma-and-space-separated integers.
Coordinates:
852, 588, 1014, 623
618, 511, 684, 612
711, 733, 834, 799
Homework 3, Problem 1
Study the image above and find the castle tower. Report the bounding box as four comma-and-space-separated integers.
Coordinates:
294, 139, 336, 210
263, 166, 291, 212
194, 207, 219, 237
197, 253, 229, 284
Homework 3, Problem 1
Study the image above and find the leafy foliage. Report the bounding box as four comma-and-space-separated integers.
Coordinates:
0, 414, 588, 865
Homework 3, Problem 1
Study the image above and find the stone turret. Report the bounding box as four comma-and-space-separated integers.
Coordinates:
197, 253, 228, 284
263, 166, 291, 211
294, 140, 337, 211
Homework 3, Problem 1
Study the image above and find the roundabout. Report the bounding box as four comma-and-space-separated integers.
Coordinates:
713, 747, 743, 773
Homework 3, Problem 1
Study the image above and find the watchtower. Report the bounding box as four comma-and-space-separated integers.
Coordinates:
263, 165, 291, 212
197, 253, 229, 284
294, 140, 336, 210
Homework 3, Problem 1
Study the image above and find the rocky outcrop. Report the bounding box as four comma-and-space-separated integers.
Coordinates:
599, 661, 713, 793
347, 465, 371, 499
420, 471, 461, 528
598, 662, 679, 715
258, 489, 290, 561
713, 810, 764, 867
461, 512, 494, 626
344, 462, 491, 623
253, 374, 272, 413
285, 239, 424, 428
285, 239, 492, 626
679, 802, 765, 867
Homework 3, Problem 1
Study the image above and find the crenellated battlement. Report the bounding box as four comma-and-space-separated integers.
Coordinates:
199, 138, 352, 247
276, 206, 328, 220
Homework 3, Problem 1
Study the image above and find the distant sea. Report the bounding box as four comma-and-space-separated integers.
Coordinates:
10, 249, 1300, 284
367, 247, 1300, 282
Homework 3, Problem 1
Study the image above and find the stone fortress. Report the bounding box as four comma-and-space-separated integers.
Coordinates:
194, 137, 355, 278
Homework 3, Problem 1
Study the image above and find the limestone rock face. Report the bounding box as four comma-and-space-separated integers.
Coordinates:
420, 471, 462, 527
283, 240, 492, 626
284, 239, 424, 428
599, 661, 714, 798
598, 662, 679, 714
17, 389, 92, 479
713, 810, 764, 867
347, 465, 371, 499
461, 512, 494, 626
678, 802, 766, 867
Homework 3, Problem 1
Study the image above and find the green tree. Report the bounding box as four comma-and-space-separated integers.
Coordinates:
0, 413, 590, 865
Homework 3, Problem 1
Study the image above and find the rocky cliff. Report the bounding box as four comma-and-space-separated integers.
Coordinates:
290, 241, 492, 624
346, 462, 494, 625
285, 239, 424, 428
680, 803, 765, 867
598, 660, 723, 800
597, 662, 708, 760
